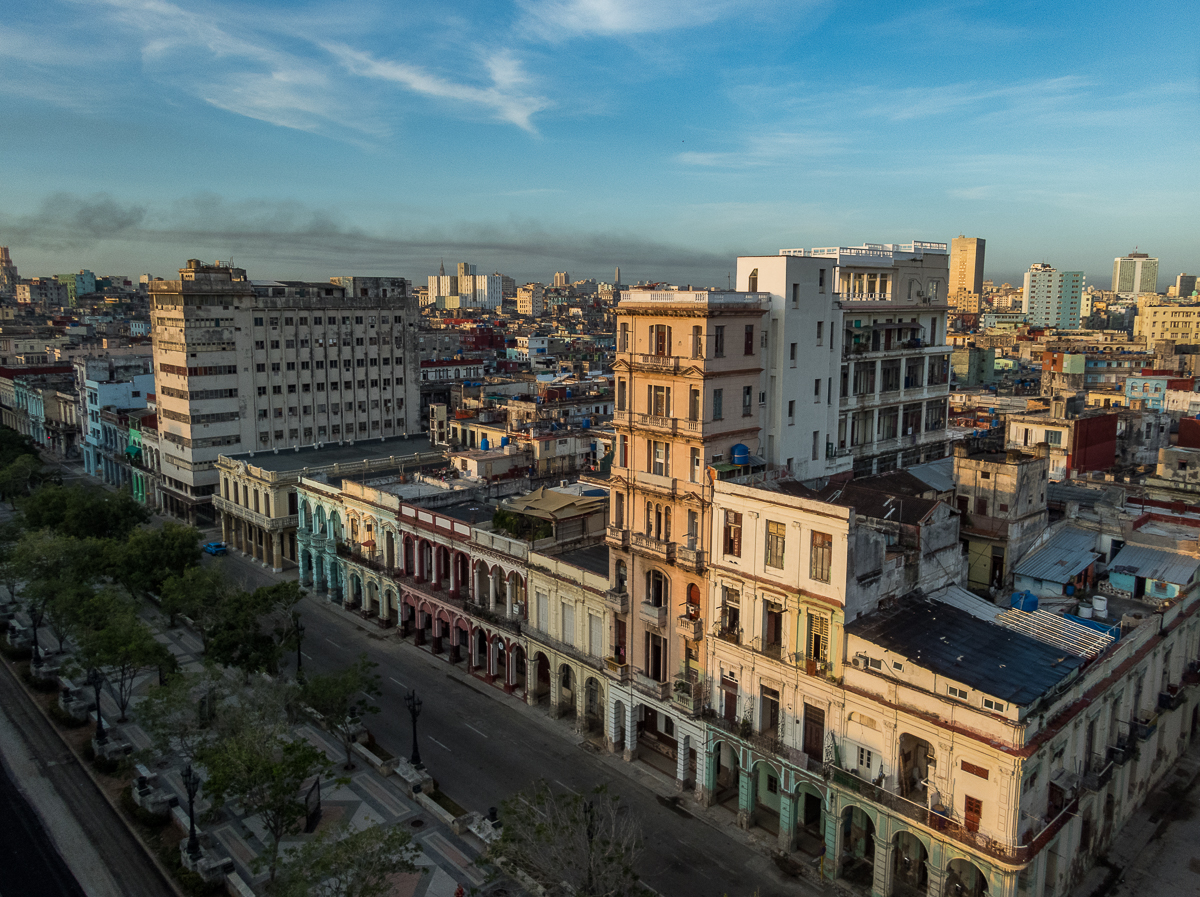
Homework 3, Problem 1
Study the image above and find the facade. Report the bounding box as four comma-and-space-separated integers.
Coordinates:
1133, 301, 1200, 346
0, 247, 16, 294
1005, 404, 1117, 480
601, 286, 769, 790
1023, 264, 1084, 329
953, 445, 1050, 592
74, 355, 155, 480
1112, 252, 1159, 297
1174, 274, 1197, 298
949, 236, 985, 312
517, 283, 545, 317
149, 260, 421, 524
739, 241, 952, 482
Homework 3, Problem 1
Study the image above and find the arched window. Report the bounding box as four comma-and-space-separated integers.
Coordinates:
645, 569, 668, 608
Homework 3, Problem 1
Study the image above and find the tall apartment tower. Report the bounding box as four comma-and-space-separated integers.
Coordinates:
605, 287, 767, 766
1023, 263, 1084, 328
0, 247, 17, 295
949, 235, 985, 311
150, 260, 420, 524
737, 241, 952, 482
1112, 251, 1158, 297
553, 271, 570, 288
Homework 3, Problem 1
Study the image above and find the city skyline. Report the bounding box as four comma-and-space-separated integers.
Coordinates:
0, 0, 1196, 286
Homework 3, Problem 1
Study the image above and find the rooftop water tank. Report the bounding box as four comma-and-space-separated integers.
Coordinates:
1011, 590, 1038, 612
731, 443, 750, 466
480, 436, 490, 450
500, 436, 509, 447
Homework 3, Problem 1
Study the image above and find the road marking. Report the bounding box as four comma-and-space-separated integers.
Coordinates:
324, 637, 343, 648
428, 737, 451, 752
389, 677, 407, 689
555, 779, 579, 795
463, 723, 488, 738
301, 652, 312, 660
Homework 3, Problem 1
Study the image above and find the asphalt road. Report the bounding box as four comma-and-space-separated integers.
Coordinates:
0, 755, 86, 897
207, 549, 810, 897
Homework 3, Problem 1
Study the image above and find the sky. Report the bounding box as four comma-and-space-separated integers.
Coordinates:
0, 0, 1197, 289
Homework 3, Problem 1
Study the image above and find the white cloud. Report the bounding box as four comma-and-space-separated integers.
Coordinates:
324, 44, 548, 132
677, 130, 846, 168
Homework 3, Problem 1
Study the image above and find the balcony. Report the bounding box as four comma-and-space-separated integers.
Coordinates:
708, 716, 814, 774
636, 353, 681, 373
631, 532, 675, 562
604, 587, 629, 614
637, 413, 678, 434
676, 615, 703, 641
605, 525, 629, 549
634, 470, 677, 495
671, 667, 706, 716
605, 656, 630, 682
1108, 741, 1132, 766
212, 495, 298, 532
634, 672, 671, 701
675, 545, 706, 573
1135, 712, 1159, 741
1159, 688, 1185, 712
639, 602, 668, 629
714, 625, 741, 646
751, 636, 783, 661
1081, 758, 1115, 792
791, 652, 831, 677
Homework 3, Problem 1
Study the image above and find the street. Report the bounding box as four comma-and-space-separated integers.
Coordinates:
207, 548, 814, 897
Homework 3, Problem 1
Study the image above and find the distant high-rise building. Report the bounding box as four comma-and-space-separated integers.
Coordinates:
426, 261, 499, 310
949, 235, 985, 296
614, 266, 621, 285
1112, 251, 1158, 296
516, 283, 545, 316
1175, 274, 1197, 298
1024, 263, 1084, 328
553, 271, 569, 287
0, 247, 18, 295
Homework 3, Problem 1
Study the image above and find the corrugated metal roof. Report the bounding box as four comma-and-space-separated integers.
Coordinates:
996, 608, 1114, 658
1013, 526, 1099, 584
1108, 544, 1200, 586
928, 584, 1004, 622
907, 457, 955, 493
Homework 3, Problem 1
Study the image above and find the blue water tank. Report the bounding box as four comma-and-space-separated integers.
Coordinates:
500, 436, 509, 447
480, 436, 490, 451
1011, 590, 1038, 612
582, 418, 591, 429
731, 443, 750, 466
566, 388, 573, 397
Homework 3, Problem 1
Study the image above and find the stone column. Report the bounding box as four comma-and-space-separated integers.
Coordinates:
271, 532, 283, 573
924, 839, 947, 897
871, 823, 893, 897
314, 556, 327, 596
525, 656, 538, 706
488, 572, 497, 611
777, 791, 797, 853
736, 768, 754, 830
505, 576, 514, 617
696, 741, 715, 806
548, 663, 562, 717
220, 514, 230, 546
574, 681, 588, 734
675, 733, 691, 792
623, 702, 638, 761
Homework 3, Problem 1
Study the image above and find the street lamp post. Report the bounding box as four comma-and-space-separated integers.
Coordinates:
181, 764, 201, 859
87, 668, 107, 745
292, 613, 305, 676
405, 689, 423, 769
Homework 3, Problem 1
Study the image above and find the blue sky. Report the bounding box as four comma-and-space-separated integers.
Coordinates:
0, 0, 1196, 288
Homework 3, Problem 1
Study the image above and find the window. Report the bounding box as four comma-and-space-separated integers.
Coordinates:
814, 379, 821, 401
857, 747, 873, 771
724, 511, 742, 557
765, 521, 785, 568
812, 430, 820, 461
690, 447, 701, 483
649, 385, 671, 417
650, 324, 671, 356
948, 685, 968, 700
818, 268, 826, 293
712, 388, 723, 420
791, 283, 799, 308
789, 343, 797, 366
744, 324, 754, 355
787, 400, 795, 424
816, 320, 823, 344
692, 325, 702, 358
962, 761, 990, 780
742, 386, 753, 417
714, 325, 725, 357
983, 697, 1006, 712
617, 379, 626, 411
810, 531, 832, 582
651, 441, 670, 476
1046, 430, 1063, 446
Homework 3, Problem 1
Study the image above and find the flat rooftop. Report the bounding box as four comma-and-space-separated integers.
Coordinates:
223, 436, 436, 473
556, 544, 609, 576
847, 596, 1084, 706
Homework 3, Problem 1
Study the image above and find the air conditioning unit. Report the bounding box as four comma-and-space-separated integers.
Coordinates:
852, 654, 867, 668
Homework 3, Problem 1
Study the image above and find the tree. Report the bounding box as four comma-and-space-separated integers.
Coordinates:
43, 580, 95, 653
21, 483, 149, 541
206, 581, 304, 675
78, 591, 174, 721
0, 455, 45, 508
12, 530, 100, 664
487, 782, 645, 897
108, 522, 202, 600
0, 519, 25, 602
160, 565, 234, 638
200, 722, 331, 885
301, 655, 381, 770
275, 821, 420, 897
138, 667, 228, 763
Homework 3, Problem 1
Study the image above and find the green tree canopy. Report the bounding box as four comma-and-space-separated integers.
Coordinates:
275, 821, 419, 897
21, 483, 149, 541
107, 521, 202, 599
77, 590, 174, 721
137, 666, 228, 763
301, 654, 381, 770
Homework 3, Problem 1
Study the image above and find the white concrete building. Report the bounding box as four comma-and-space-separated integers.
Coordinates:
1023, 264, 1084, 329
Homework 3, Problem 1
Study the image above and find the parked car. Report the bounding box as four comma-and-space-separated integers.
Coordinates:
202, 541, 227, 556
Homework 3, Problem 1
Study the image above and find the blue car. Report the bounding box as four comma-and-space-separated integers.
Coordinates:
203, 541, 227, 556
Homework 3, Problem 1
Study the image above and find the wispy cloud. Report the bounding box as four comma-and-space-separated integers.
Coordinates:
515, 0, 820, 40
324, 44, 548, 132
677, 130, 846, 168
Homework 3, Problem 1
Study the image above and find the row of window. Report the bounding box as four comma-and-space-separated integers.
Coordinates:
257, 419, 402, 443
252, 314, 396, 327
256, 399, 399, 418
618, 323, 757, 358
722, 511, 833, 580
254, 357, 402, 373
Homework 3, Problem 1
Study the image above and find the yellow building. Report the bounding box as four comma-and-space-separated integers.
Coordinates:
1134, 300, 1200, 345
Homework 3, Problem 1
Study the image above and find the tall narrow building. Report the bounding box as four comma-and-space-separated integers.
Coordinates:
605, 287, 768, 772
1024, 263, 1084, 328
949, 235, 985, 313
151, 260, 420, 527
0, 247, 18, 295
738, 240, 951, 483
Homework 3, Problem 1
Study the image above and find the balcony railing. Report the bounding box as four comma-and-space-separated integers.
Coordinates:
1135, 712, 1159, 741
671, 666, 706, 716
633, 672, 670, 701
751, 637, 783, 661
714, 625, 741, 646
675, 545, 706, 573
791, 652, 831, 677
636, 354, 681, 372
1158, 688, 1185, 711
676, 615, 703, 641
631, 532, 675, 562
639, 602, 668, 629
708, 716, 815, 773
606, 656, 630, 682
637, 413, 678, 434
212, 495, 298, 532
604, 588, 629, 614
605, 525, 629, 549
830, 766, 1078, 864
